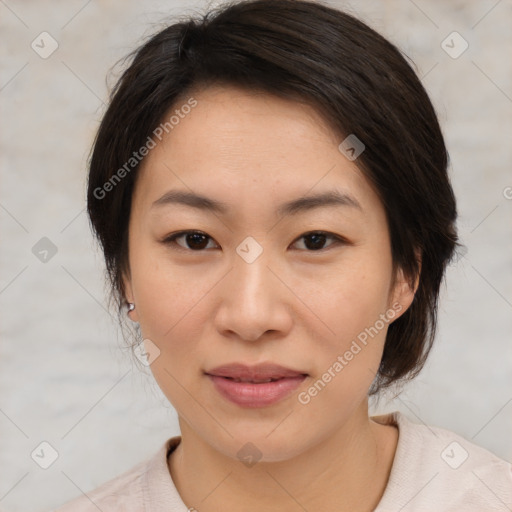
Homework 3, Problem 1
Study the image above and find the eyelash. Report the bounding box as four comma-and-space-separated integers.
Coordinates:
161, 230, 347, 253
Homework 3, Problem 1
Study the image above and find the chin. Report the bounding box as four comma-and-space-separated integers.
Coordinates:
198, 421, 320, 465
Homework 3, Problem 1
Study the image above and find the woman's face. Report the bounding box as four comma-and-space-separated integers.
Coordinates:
124, 85, 415, 461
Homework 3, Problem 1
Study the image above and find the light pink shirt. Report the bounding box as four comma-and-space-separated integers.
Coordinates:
53, 411, 512, 511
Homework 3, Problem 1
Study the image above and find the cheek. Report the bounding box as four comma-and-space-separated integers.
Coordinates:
132, 258, 214, 409
313, 250, 393, 342
297, 284, 391, 424
130, 238, 202, 332
300, 249, 394, 396
129, 240, 236, 348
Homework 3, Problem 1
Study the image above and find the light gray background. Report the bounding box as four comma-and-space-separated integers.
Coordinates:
1, 1, 511, 511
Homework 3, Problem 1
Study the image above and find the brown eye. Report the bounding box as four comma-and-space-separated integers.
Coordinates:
164, 231, 217, 251
162, 230, 345, 253
292, 231, 344, 251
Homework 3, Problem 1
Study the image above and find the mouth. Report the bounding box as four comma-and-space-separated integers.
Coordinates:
216, 376, 289, 383
204, 362, 308, 408
205, 362, 308, 380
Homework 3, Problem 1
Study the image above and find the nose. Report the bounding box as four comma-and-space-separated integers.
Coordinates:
213, 247, 293, 343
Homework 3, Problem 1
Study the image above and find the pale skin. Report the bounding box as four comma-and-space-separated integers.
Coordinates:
123, 85, 418, 511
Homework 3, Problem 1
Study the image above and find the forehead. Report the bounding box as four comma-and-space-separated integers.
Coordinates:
132, 85, 380, 219
146, 84, 345, 170
186, 84, 341, 146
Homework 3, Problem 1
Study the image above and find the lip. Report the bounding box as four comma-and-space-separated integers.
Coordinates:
205, 363, 308, 408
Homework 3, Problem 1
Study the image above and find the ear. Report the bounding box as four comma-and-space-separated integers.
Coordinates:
388, 250, 421, 321
122, 270, 139, 323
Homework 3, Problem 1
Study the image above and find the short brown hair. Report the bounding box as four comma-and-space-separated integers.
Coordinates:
87, 0, 459, 394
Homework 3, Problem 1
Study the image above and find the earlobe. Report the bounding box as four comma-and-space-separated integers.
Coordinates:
122, 272, 139, 322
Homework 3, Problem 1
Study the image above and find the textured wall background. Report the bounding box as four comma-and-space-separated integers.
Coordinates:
1, 1, 511, 511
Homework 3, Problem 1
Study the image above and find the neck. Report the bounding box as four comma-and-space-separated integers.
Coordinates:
168, 402, 398, 512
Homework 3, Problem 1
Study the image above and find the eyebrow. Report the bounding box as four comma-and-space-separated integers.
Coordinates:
151, 189, 362, 216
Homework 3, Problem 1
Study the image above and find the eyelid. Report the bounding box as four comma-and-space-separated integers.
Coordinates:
162, 230, 218, 251
291, 231, 347, 251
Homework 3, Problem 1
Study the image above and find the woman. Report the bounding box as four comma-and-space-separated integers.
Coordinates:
55, 0, 512, 510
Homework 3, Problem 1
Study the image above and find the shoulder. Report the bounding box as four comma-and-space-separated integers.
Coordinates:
53, 458, 149, 512
52, 436, 182, 512
374, 411, 512, 512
